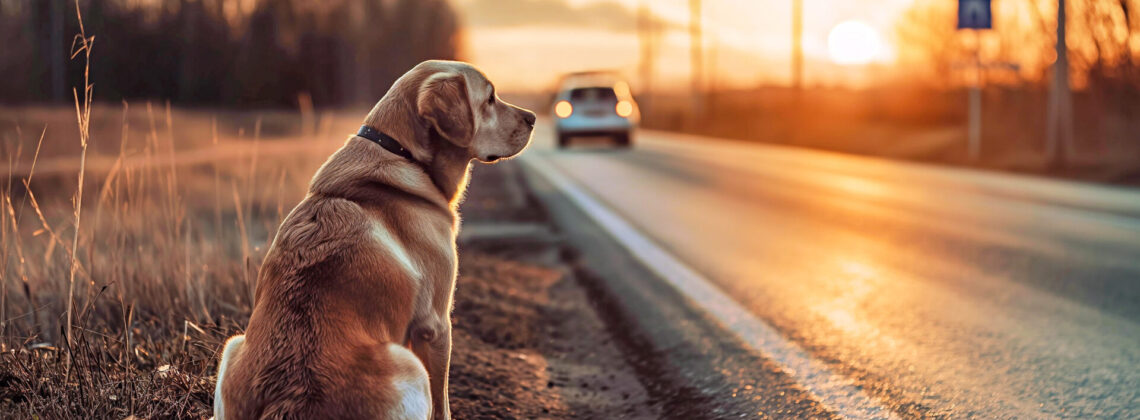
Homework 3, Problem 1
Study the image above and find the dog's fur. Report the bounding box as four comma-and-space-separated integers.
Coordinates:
213, 60, 535, 420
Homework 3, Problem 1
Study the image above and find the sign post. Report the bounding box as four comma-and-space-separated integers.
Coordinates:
1046, 0, 1073, 167
958, 0, 991, 162
958, 0, 992, 30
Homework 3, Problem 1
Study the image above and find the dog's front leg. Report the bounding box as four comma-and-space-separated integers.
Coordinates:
412, 318, 452, 420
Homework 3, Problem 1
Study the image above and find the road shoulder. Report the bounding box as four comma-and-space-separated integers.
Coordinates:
451, 162, 658, 419
519, 157, 839, 419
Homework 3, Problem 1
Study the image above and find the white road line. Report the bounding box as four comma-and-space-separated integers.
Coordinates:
522, 154, 900, 420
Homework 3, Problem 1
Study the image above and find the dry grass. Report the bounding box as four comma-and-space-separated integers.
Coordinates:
0, 100, 360, 417
0, 8, 362, 416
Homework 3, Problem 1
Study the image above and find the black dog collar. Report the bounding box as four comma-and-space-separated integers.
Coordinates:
356, 125, 415, 161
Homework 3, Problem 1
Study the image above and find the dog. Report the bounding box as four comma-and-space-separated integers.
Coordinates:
213, 60, 536, 420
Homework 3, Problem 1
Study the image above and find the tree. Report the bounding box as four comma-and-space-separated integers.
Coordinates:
0, 0, 463, 107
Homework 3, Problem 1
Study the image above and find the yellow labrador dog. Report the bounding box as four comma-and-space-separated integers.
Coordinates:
213, 60, 536, 420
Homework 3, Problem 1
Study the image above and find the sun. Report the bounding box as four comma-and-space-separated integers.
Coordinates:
828, 20, 883, 65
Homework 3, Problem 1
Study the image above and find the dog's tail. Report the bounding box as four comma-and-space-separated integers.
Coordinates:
385, 343, 431, 420
213, 334, 246, 420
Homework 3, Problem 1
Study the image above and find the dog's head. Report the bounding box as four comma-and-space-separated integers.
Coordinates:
402, 60, 535, 163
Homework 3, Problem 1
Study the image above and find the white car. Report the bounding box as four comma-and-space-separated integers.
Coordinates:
552, 73, 639, 148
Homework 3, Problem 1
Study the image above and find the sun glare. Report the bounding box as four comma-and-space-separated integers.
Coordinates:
828, 20, 883, 66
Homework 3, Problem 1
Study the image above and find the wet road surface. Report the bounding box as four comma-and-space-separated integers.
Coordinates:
522, 124, 1140, 419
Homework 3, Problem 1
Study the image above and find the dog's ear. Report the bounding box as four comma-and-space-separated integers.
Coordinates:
417, 72, 474, 147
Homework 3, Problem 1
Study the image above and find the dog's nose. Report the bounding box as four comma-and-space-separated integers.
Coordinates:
520, 110, 536, 127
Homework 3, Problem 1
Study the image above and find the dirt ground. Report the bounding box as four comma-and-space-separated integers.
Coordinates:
449, 163, 657, 419
449, 253, 656, 419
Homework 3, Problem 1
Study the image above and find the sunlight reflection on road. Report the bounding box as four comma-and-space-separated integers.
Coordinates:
530, 126, 1140, 418
815, 256, 899, 351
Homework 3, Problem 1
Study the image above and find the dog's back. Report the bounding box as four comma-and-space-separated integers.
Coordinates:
215, 60, 535, 420
216, 195, 429, 419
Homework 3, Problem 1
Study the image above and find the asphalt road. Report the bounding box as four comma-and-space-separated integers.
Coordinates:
521, 123, 1140, 419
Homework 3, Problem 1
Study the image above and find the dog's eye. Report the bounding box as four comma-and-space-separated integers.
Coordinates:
487, 95, 495, 105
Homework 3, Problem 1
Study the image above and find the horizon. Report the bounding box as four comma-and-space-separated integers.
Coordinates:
456, 0, 917, 92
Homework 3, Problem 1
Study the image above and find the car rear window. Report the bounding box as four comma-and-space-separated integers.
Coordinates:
569, 87, 617, 102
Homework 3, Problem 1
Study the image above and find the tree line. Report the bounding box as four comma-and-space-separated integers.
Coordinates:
895, 0, 1140, 91
0, 0, 461, 107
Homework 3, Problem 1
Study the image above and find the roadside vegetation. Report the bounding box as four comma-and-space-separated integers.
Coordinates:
0, 6, 357, 416
1, 5, 656, 417
0, 49, 319, 419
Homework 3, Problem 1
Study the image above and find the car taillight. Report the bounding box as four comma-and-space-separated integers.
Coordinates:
555, 101, 573, 118
615, 101, 633, 118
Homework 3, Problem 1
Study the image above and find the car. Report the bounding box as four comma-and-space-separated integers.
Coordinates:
552, 72, 639, 148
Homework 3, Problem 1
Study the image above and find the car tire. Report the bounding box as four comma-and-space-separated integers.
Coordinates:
613, 132, 632, 148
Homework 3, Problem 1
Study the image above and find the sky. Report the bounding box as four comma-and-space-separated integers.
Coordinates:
454, 0, 919, 92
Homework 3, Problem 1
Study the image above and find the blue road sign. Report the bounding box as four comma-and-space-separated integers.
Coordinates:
958, 0, 992, 30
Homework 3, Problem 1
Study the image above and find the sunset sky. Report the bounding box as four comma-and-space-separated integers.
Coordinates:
454, 0, 919, 92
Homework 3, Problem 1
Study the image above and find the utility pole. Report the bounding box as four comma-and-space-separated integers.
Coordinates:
1046, 0, 1074, 167
690, 0, 704, 118
638, 1, 657, 101
792, 0, 803, 90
